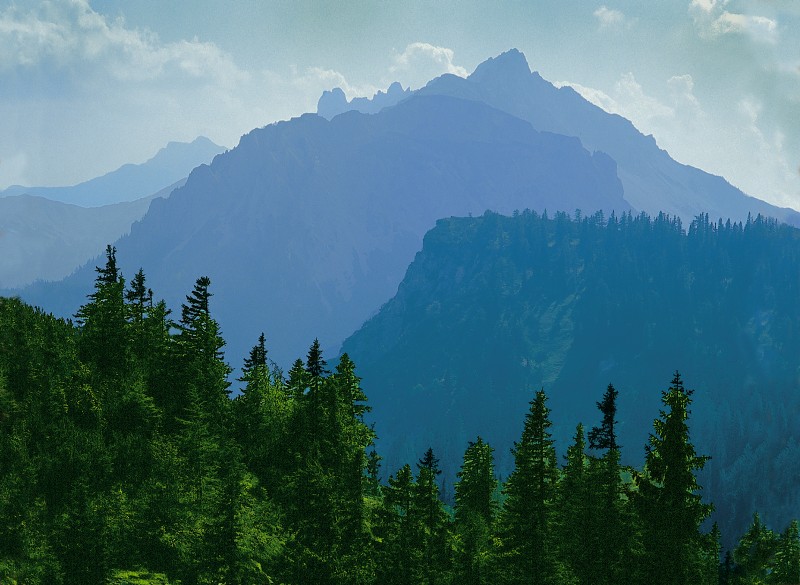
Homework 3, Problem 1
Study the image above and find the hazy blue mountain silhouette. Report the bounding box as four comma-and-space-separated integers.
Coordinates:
320, 49, 800, 227
341, 210, 800, 546
317, 81, 412, 120
0, 137, 223, 207
12, 93, 627, 369
0, 180, 182, 289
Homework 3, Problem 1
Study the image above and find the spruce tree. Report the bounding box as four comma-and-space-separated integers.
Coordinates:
233, 333, 289, 493
454, 437, 498, 585
633, 372, 712, 585
588, 383, 620, 451
415, 447, 451, 585
733, 512, 778, 583
376, 464, 422, 585
498, 389, 559, 585
772, 519, 800, 584
173, 276, 237, 582
587, 383, 628, 585
75, 245, 128, 393
558, 424, 591, 585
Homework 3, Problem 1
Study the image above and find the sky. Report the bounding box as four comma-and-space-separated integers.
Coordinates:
1, 0, 799, 210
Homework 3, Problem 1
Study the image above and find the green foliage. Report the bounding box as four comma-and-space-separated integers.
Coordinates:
454, 437, 498, 585
2, 247, 799, 584
107, 569, 175, 584
633, 371, 713, 585
497, 388, 560, 585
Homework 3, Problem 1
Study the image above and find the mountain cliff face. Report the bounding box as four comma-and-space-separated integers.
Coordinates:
14, 93, 627, 368
0, 137, 223, 207
341, 210, 800, 544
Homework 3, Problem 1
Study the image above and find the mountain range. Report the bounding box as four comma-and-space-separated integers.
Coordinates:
13, 50, 796, 369
324, 49, 800, 228
6, 48, 800, 545
12, 84, 627, 368
341, 209, 800, 545
0, 138, 223, 289
0, 182, 179, 289
0, 136, 223, 207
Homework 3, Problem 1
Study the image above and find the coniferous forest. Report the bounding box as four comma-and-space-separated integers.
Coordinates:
2, 245, 800, 584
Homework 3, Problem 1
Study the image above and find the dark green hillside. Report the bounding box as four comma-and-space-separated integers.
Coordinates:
342, 210, 800, 542
3, 247, 799, 583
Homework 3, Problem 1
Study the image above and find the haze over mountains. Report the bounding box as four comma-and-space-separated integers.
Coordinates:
0, 190, 164, 289
0, 136, 223, 207
10, 49, 800, 378
0, 138, 223, 289
15, 91, 626, 368
324, 49, 800, 228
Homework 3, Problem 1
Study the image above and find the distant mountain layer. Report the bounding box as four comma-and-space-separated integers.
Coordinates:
320, 50, 800, 227
0, 180, 182, 289
12, 93, 627, 368
0, 137, 223, 207
341, 210, 800, 546
317, 82, 412, 120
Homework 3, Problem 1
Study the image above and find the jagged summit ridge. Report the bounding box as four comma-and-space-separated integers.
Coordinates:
468, 48, 532, 83
317, 81, 411, 120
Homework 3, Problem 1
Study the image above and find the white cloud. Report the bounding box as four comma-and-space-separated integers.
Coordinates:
689, 1, 778, 44
390, 42, 467, 89
594, 6, 626, 29
713, 12, 777, 42
555, 81, 620, 113
690, 0, 721, 14
614, 72, 674, 123
0, 3, 470, 188
0, 0, 247, 85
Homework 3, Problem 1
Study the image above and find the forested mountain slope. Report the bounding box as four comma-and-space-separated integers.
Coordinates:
1, 255, 793, 583
342, 210, 800, 542
13, 94, 627, 368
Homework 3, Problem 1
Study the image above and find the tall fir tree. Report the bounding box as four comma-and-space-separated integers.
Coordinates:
558, 424, 591, 585
632, 372, 712, 585
454, 437, 498, 585
586, 383, 629, 585
415, 447, 452, 585
498, 389, 560, 585
376, 464, 422, 585
75, 245, 128, 379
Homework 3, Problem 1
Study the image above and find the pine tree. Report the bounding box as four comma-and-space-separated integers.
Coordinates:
172, 276, 236, 582
415, 447, 451, 584
498, 389, 559, 585
376, 464, 422, 585
558, 424, 591, 585
772, 520, 800, 585
174, 276, 232, 423
454, 437, 498, 585
633, 372, 712, 585
588, 383, 620, 451
733, 512, 778, 583
366, 449, 382, 497
233, 333, 289, 493
587, 383, 628, 585
75, 245, 128, 399
286, 357, 308, 402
